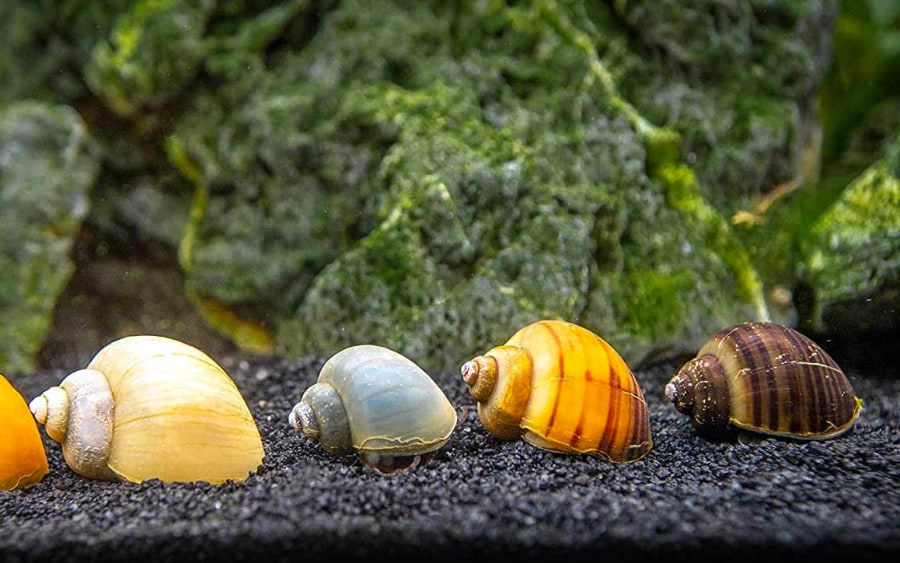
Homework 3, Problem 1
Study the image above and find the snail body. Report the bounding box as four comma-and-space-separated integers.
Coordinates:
29, 335, 265, 484
290, 344, 457, 474
665, 321, 863, 439
1, 374, 49, 491
461, 319, 652, 463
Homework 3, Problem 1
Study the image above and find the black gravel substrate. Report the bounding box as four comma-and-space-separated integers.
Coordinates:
1, 353, 898, 563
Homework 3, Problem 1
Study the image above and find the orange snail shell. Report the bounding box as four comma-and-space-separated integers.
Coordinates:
665, 321, 863, 439
1, 374, 49, 490
460, 319, 652, 462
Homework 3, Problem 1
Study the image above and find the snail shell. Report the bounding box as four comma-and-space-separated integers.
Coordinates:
1, 374, 49, 490
289, 344, 457, 474
28, 335, 265, 484
461, 319, 652, 463
665, 321, 863, 439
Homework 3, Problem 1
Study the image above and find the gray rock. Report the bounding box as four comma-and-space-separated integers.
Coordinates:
0, 102, 99, 374
167, 1, 837, 369
9, 0, 900, 377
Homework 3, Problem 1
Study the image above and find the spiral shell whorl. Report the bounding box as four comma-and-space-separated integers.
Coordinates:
288, 401, 316, 437
461, 356, 496, 402
462, 320, 653, 462
667, 321, 863, 439
461, 346, 533, 441
290, 382, 353, 455
29, 385, 69, 443
30, 369, 116, 481
292, 344, 457, 472
667, 355, 731, 433
30, 335, 265, 484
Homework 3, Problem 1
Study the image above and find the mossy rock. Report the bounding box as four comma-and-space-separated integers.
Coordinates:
4, 0, 869, 373
161, 0, 838, 368
803, 133, 900, 331
0, 102, 100, 374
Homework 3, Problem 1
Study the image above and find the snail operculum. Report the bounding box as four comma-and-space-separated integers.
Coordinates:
30, 369, 117, 481
358, 450, 423, 475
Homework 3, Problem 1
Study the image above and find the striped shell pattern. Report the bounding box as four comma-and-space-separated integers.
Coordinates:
665, 321, 862, 439
461, 319, 652, 463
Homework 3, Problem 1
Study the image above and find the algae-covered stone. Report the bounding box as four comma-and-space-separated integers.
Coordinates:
163, 0, 832, 369
85, 0, 215, 117
0, 102, 99, 374
615, 0, 839, 214
0, 0, 132, 105
0, 0, 844, 372
803, 133, 900, 330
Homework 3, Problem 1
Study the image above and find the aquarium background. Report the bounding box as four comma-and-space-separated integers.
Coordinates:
1, 1, 899, 377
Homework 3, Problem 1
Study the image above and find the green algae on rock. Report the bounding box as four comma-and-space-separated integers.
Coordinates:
803, 133, 900, 330
1, 0, 865, 374
161, 0, 831, 370
0, 0, 134, 106
613, 0, 839, 214
85, 0, 216, 118
0, 102, 100, 374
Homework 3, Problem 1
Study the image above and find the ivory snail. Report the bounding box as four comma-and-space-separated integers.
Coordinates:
29, 335, 265, 484
665, 321, 863, 440
1, 374, 49, 490
289, 344, 458, 474
461, 319, 652, 463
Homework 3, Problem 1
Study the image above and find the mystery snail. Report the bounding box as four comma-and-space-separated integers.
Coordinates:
289, 344, 458, 474
461, 319, 653, 463
665, 321, 863, 440
1, 374, 49, 491
29, 335, 265, 484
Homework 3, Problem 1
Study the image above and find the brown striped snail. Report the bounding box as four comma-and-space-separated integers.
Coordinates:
1, 374, 49, 490
461, 319, 653, 463
289, 344, 458, 474
665, 321, 863, 440
29, 335, 265, 484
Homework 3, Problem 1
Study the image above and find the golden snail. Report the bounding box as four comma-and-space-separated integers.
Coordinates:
289, 344, 458, 474
1, 374, 49, 491
665, 321, 863, 440
461, 319, 652, 463
29, 335, 265, 484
